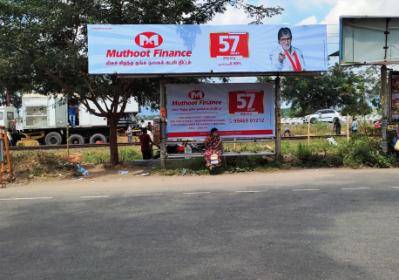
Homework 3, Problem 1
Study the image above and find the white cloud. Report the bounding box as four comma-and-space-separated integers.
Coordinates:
210, 6, 252, 25
297, 16, 318, 25
290, 0, 336, 11
322, 0, 399, 24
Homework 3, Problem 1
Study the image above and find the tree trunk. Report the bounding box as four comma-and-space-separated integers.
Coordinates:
5, 88, 11, 106
108, 115, 119, 166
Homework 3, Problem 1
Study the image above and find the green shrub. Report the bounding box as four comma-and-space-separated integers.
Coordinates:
119, 147, 141, 162
338, 137, 392, 168
225, 155, 267, 170
81, 147, 141, 164
295, 143, 320, 166
82, 150, 109, 164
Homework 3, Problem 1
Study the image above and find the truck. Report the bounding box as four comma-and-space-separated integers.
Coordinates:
0, 94, 140, 145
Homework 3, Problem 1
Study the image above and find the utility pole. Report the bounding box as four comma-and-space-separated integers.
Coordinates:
381, 65, 388, 153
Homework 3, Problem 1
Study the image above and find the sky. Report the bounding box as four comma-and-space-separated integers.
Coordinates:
140, 0, 399, 115
211, 0, 399, 55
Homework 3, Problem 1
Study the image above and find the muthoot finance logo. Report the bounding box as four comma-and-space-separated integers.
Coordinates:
188, 90, 205, 100
134, 32, 163, 48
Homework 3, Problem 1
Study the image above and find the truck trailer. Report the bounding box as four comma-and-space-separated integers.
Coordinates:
0, 94, 139, 145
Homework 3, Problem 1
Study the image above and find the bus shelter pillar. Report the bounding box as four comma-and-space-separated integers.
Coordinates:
160, 80, 167, 169
275, 76, 282, 160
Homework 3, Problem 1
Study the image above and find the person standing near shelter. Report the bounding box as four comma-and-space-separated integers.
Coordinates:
351, 117, 358, 134
68, 103, 78, 127
126, 125, 133, 144
139, 128, 158, 160
146, 122, 154, 142
270, 27, 305, 72
333, 118, 341, 135
204, 128, 223, 167
147, 122, 153, 132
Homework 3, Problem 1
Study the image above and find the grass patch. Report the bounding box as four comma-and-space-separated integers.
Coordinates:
81, 146, 141, 165
147, 136, 396, 175
283, 123, 345, 136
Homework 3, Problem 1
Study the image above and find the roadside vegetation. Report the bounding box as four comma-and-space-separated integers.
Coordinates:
11, 147, 142, 180
9, 122, 396, 180
283, 123, 348, 136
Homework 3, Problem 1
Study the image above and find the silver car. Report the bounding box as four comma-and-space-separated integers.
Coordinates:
304, 109, 342, 124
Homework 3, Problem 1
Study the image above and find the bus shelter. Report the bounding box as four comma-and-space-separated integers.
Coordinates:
88, 24, 329, 168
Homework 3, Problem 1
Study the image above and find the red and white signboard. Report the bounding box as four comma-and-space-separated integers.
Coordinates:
209, 32, 249, 58
88, 24, 327, 74
166, 83, 275, 140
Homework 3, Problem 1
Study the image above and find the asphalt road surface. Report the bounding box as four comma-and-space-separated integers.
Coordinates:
1, 169, 399, 280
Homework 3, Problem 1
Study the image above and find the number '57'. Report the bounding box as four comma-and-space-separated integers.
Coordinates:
219, 35, 240, 53
237, 93, 255, 110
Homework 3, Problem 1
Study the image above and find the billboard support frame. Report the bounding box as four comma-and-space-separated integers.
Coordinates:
339, 16, 399, 65
383, 18, 390, 61
381, 65, 388, 153
159, 79, 167, 169
274, 76, 281, 160
339, 16, 399, 154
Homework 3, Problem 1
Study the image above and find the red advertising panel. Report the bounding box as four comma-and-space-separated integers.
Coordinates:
229, 91, 264, 114
209, 32, 249, 58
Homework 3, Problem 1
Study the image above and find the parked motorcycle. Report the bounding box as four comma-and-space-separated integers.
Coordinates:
206, 150, 222, 175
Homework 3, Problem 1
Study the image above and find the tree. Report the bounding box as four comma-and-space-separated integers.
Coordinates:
259, 64, 372, 117
1, 0, 283, 165
0, 3, 32, 107
359, 65, 381, 111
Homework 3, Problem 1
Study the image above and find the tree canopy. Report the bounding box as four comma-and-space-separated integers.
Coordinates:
0, 0, 283, 164
259, 64, 379, 117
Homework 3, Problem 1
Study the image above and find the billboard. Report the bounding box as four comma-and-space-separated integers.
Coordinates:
166, 83, 275, 140
340, 17, 399, 65
390, 72, 399, 122
88, 24, 328, 75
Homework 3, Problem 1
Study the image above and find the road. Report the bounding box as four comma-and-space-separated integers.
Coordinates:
1, 169, 399, 280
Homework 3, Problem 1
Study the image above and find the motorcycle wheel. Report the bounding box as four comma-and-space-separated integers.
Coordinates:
209, 165, 218, 175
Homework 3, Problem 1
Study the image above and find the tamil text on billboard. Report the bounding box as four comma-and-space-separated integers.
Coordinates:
88, 24, 327, 75
166, 83, 275, 140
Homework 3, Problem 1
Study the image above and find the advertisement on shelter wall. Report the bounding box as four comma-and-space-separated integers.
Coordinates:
88, 24, 327, 75
391, 72, 399, 122
166, 83, 275, 140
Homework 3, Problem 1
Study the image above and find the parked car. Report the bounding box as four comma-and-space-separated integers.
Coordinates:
304, 109, 343, 124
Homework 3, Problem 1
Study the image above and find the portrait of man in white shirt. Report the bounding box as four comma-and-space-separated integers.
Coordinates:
269, 27, 305, 72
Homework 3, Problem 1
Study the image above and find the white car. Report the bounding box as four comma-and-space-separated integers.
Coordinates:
304, 109, 342, 124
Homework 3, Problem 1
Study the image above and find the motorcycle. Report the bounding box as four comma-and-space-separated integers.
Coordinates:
206, 150, 222, 175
